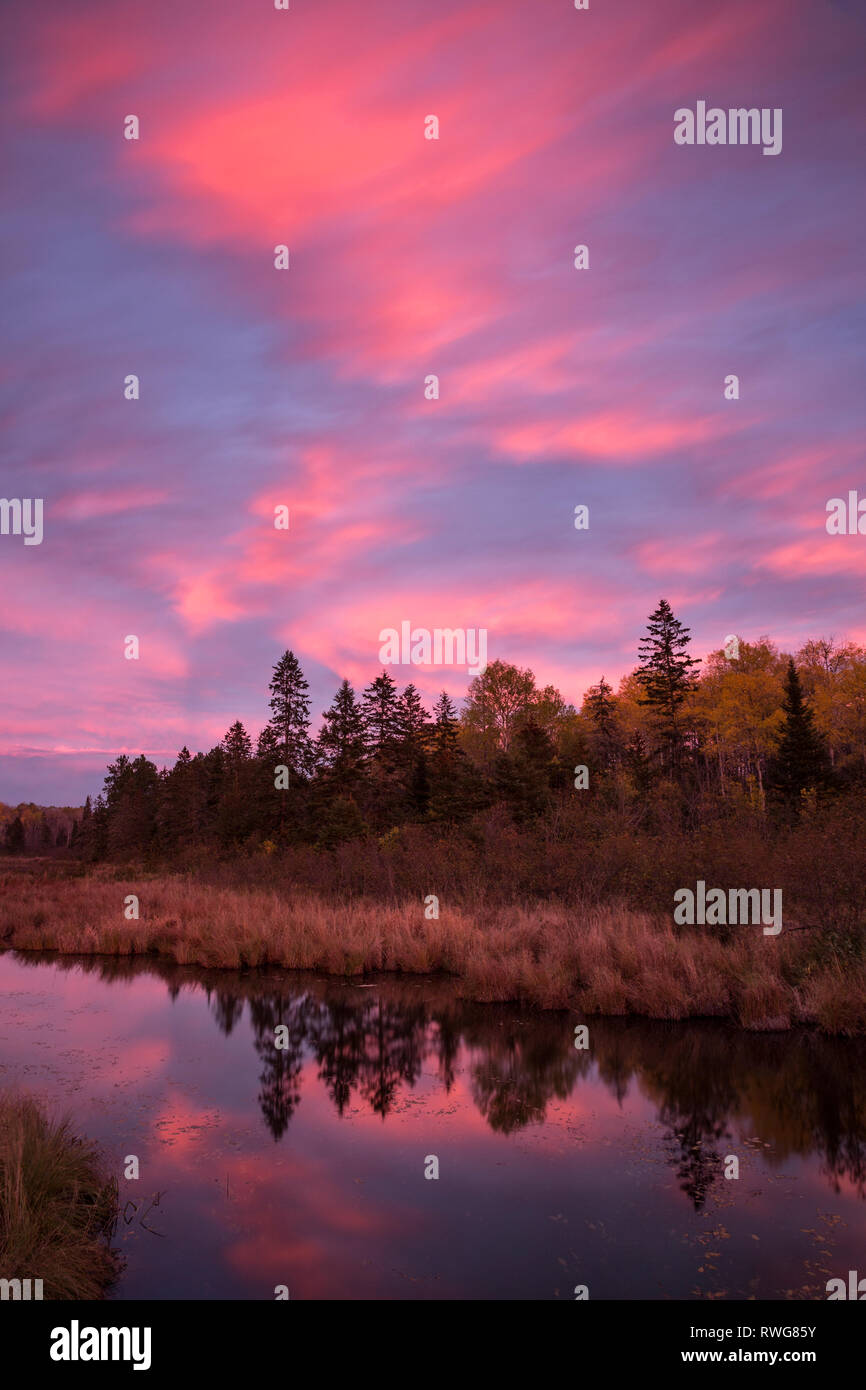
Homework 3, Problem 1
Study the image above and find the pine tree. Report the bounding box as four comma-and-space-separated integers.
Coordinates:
583, 676, 622, 769
72, 795, 91, 857
4, 813, 25, 854
155, 747, 204, 853
624, 730, 653, 795
396, 684, 430, 751
219, 722, 256, 847
256, 725, 279, 759
84, 794, 109, 861
431, 691, 460, 758
223, 720, 252, 767
769, 659, 832, 810
499, 720, 557, 820
317, 680, 366, 781
103, 755, 159, 857
428, 691, 477, 822
361, 672, 401, 758
408, 751, 431, 816
265, 651, 313, 778
636, 599, 700, 770
315, 794, 367, 849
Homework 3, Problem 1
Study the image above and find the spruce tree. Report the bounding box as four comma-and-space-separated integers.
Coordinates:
583, 676, 622, 769
405, 750, 430, 817
219, 722, 256, 846
636, 599, 700, 770
4, 813, 25, 854
431, 692, 460, 758
72, 795, 91, 857
256, 725, 279, 759
223, 720, 252, 767
317, 680, 366, 781
361, 672, 401, 758
265, 651, 312, 778
769, 659, 831, 809
315, 794, 366, 849
396, 684, 430, 756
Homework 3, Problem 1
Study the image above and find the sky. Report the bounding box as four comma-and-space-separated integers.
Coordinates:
1, 0, 864, 805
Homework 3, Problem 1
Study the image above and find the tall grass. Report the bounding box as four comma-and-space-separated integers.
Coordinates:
0, 1092, 120, 1299
2, 870, 865, 1033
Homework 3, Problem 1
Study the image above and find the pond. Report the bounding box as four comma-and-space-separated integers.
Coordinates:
1, 948, 864, 1300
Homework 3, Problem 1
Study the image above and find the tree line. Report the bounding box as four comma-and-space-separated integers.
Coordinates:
6, 598, 863, 861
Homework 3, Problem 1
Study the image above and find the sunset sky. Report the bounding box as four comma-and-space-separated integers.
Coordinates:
1, 0, 864, 804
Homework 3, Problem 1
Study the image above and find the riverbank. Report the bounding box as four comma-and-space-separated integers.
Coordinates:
2, 867, 864, 1034
0, 1091, 120, 1299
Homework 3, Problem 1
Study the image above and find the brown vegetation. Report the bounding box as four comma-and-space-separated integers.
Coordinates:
2, 865, 865, 1034
0, 1091, 121, 1300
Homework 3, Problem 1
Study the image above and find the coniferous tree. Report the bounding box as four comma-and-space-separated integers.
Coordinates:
315, 794, 367, 849
261, 652, 313, 839
496, 720, 556, 821
395, 684, 431, 815
109, 755, 160, 856
361, 672, 401, 759
87, 794, 109, 861
636, 599, 700, 771
223, 720, 253, 770
253, 725, 282, 839
4, 813, 25, 855
256, 724, 279, 760
768, 659, 832, 810
431, 692, 460, 758
218, 721, 256, 847
428, 691, 478, 822
156, 746, 204, 853
72, 795, 91, 857
396, 684, 430, 755
407, 751, 431, 817
625, 731, 653, 796
583, 676, 622, 770
265, 651, 313, 778
317, 680, 366, 782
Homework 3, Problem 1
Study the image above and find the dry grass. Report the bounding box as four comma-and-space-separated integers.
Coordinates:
0, 1092, 120, 1299
2, 870, 864, 1033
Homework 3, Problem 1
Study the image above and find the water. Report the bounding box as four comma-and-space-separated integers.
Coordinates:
1, 948, 864, 1300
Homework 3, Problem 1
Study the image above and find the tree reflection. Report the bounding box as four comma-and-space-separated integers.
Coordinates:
13, 951, 866, 1201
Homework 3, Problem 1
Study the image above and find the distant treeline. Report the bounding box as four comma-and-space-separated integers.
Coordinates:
20, 598, 860, 867
0, 803, 79, 855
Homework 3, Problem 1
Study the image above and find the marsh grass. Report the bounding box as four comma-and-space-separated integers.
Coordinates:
2, 870, 865, 1033
0, 1092, 121, 1299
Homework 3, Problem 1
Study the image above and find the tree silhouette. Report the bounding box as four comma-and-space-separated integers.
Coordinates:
768, 659, 832, 812
636, 599, 700, 772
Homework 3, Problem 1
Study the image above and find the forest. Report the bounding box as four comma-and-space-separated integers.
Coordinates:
4, 599, 864, 868
3, 599, 866, 1030
2, 599, 863, 912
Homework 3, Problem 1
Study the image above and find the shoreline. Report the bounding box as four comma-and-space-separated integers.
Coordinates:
2, 869, 865, 1035
0, 1092, 121, 1300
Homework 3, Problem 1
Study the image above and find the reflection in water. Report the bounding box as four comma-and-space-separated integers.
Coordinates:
9, 949, 866, 1206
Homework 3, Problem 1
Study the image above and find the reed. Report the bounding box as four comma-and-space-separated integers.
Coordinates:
0, 1091, 121, 1300
2, 870, 864, 1034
